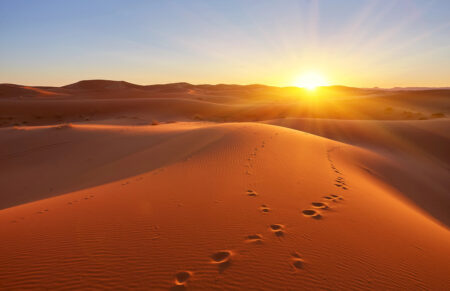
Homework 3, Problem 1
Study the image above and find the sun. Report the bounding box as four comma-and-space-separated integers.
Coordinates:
294, 72, 329, 90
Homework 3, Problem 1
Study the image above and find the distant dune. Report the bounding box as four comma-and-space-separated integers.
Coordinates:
0, 80, 449, 128
0, 80, 449, 289
0, 79, 416, 99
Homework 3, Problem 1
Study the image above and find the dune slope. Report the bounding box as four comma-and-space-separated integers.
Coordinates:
0, 122, 449, 290
266, 118, 450, 226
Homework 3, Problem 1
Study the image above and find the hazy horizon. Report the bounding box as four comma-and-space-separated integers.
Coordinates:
1, 0, 449, 87
4, 78, 450, 90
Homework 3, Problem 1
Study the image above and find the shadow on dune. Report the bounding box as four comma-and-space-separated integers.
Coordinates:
265, 118, 450, 227
1, 119, 449, 228
0, 124, 229, 210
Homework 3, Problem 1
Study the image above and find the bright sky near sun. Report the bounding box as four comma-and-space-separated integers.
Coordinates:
0, 0, 449, 87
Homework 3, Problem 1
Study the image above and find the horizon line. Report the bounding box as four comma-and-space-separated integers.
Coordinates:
2, 79, 450, 90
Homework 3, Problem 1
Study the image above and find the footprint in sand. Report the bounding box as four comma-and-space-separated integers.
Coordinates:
174, 271, 192, 285
291, 252, 305, 269
302, 209, 322, 219
245, 234, 263, 244
212, 251, 231, 263
260, 204, 271, 213
247, 190, 258, 197
211, 250, 232, 271
311, 202, 329, 209
330, 194, 344, 200
323, 195, 342, 202
270, 224, 285, 236
170, 271, 192, 290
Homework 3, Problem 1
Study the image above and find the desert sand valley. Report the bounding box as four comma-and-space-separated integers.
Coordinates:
0, 80, 449, 290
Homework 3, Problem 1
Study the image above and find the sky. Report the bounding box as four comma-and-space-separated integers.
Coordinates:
0, 0, 449, 87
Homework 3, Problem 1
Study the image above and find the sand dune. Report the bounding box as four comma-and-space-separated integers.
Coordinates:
0, 81, 449, 289
266, 118, 450, 226
1, 81, 448, 129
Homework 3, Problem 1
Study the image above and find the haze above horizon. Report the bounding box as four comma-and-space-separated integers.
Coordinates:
1, 0, 449, 87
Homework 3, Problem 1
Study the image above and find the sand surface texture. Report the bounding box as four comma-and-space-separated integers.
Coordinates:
1, 81, 449, 290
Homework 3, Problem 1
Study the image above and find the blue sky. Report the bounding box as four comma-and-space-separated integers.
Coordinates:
0, 0, 449, 87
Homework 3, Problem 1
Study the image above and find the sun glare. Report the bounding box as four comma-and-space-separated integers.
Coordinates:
294, 72, 329, 90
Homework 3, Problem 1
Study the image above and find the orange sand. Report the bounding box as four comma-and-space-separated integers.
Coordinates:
0, 81, 449, 290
